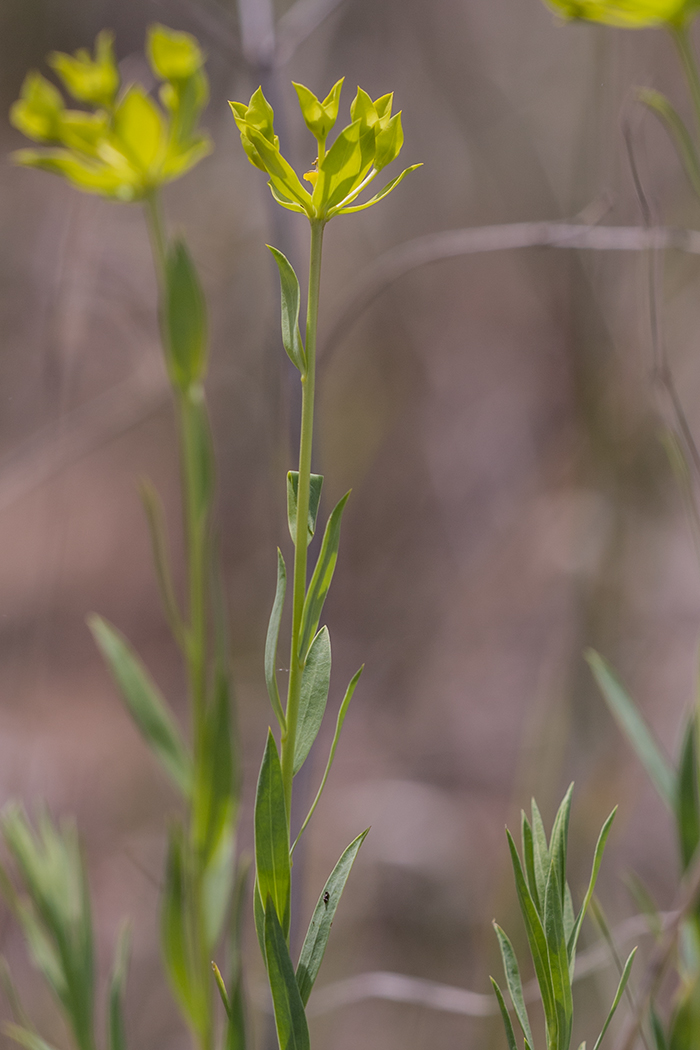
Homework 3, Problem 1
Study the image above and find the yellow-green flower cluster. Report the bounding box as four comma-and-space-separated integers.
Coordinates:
230, 81, 421, 222
543, 0, 699, 26
10, 25, 211, 201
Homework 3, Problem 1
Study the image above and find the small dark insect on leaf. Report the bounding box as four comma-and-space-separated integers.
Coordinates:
323, 891, 330, 905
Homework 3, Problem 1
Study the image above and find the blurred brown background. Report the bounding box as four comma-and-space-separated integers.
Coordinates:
0, 0, 699, 1047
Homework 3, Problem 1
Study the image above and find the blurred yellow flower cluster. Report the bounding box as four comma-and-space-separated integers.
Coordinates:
10, 25, 211, 201
543, 0, 699, 26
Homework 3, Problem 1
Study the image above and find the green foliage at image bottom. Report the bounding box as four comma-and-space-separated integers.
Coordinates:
492, 787, 635, 1050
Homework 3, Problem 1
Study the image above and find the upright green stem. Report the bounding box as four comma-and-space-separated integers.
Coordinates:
144, 189, 209, 724
281, 218, 326, 827
673, 23, 700, 143
145, 188, 212, 1050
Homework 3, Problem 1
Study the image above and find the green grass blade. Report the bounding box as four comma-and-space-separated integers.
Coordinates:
591, 946, 637, 1050
296, 829, 369, 1006
294, 626, 331, 776
253, 879, 265, 960
254, 731, 291, 937
567, 808, 617, 967
299, 492, 350, 660
493, 923, 533, 1047
490, 979, 518, 1050
267, 245, 306, 373
291, 666, 363, 853
506, 830, 556, 1040
265, 550, 288, 730
107, 924, 130, 1050
264, 899, 310, 1050
287, 472, 323, 546
89, 615, 192, 797
676, 714, 700, 871
224, 855, 250, 1050
587, 650, 675, 809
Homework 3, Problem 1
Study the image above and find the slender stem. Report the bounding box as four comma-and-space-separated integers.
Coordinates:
281, 218, 325, 828
672, 23, 700, 143
143, 188, 212, 1050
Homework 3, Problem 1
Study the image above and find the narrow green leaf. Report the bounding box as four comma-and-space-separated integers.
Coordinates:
549, 783, 574, 908
544, 857, 573, 1050
265, 550, 287, 730
490, 979, 518, 1050
592, 947, 637, 1050
506, 830, 556, 1043
264, 899, 310, 1050
287, 472, 324, 547
587, 650, 675, 809
161, 825, 206, 1036
89, 615, 192, 797
299, 492, 351, 659
292, 666, 363, 852
212, 962, 231, 1018
296, 829, 369, 1005
294, 627, 332, 776
267, 246, 306, 372
639, 89, 700, 200
224, 856, 250, 1050
530, 800, 550, 918
651, 1005, 669, 1050
521, 813, 540, 912
567, 808, 617, 967
254, 732, 291, 937
192, 667, 236, 878
677, 714, 700, 871
108, 924, 130, 1050
253, 879, 265, 961
335, 163, 422, 214
4, 1027, 60, 1050
493, 922, 533, 1047
164, 238, 207, 391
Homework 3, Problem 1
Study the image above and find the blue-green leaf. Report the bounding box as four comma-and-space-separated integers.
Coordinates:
287, 472, 324, 547
493, 923, 533, 1047
299, 492, 350, 659
267, 246, 305, 372
490, 979, 518, 1050
265, 550, 287, 730
296, 829, 368, 1005
264, 899, 310, 1050
294, 627, 331, 776
254, 732, 290, 938
587, 650, 675, 809
567, 808, 616, 968
88, 615, 191, 797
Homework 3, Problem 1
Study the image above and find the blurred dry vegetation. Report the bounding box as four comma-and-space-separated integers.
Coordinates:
1, 0, 700, 1048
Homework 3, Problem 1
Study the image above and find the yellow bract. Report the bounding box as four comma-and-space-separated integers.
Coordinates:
230, 81, 421, 222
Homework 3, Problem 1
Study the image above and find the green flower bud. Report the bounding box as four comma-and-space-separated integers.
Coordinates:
148, 23, 204, 81
293, 78, 344, 143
